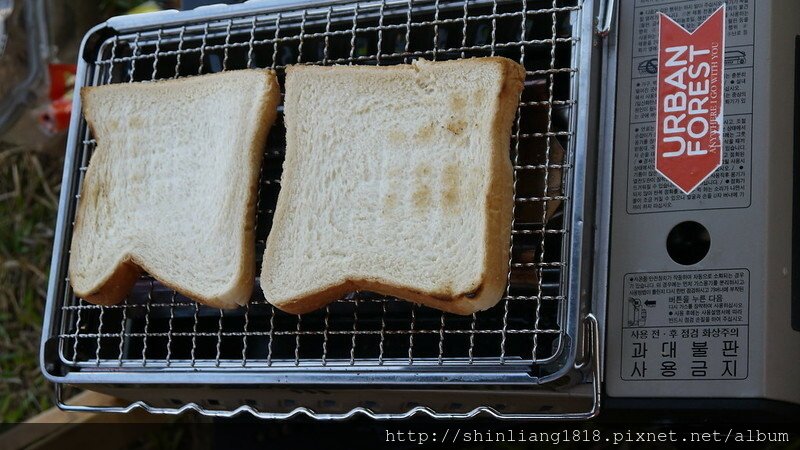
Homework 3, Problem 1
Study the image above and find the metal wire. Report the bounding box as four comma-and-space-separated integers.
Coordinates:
533, 0, 559, 362
53, 314, 601, 419
57, 0, 581, 375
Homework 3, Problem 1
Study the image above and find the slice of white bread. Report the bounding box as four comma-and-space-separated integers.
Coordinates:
69, 69, 280, 308
262, 57, 525, 315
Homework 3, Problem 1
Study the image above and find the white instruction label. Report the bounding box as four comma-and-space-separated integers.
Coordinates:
621, 269, 749, 380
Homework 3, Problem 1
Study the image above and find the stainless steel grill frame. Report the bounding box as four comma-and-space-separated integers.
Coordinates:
41, 0, 605, 419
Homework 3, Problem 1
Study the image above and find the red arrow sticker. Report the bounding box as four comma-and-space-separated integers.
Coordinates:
655, 5, 725, 194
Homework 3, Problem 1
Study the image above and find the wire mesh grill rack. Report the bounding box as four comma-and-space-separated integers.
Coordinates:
41, 0, 602, 419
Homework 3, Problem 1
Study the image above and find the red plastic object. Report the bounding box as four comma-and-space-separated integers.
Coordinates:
39, 63, 77, 134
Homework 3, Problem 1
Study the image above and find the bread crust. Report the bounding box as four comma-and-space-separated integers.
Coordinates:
70, 70, 280, 309
264, 57, 525, 316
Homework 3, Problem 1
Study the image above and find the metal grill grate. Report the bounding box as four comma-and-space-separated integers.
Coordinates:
48, 0, 587, 383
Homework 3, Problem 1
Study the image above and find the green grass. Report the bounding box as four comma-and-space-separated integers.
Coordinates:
0, 144, 62, 423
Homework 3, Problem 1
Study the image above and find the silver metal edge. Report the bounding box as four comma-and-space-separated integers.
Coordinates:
39, 22, 110, 383
595, 0, 615, 36
534, 0, 597, 385
591, 0, 618, 384
104, 0, 467, 32
47, 371, 554, 385
52, 317, 599, 419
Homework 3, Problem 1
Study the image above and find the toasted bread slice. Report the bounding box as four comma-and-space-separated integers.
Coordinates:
69, 69, 280, 308
262, 58, 524, 315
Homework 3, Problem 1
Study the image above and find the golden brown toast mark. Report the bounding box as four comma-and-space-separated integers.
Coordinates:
450, 94, 467, 112
415, 122, 435, 142
442, 163, 461, 215
446, 119, 467, 135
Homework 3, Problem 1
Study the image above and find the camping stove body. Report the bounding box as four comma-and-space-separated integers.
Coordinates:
605, 0, 800, 410
38, 0, 800, 419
